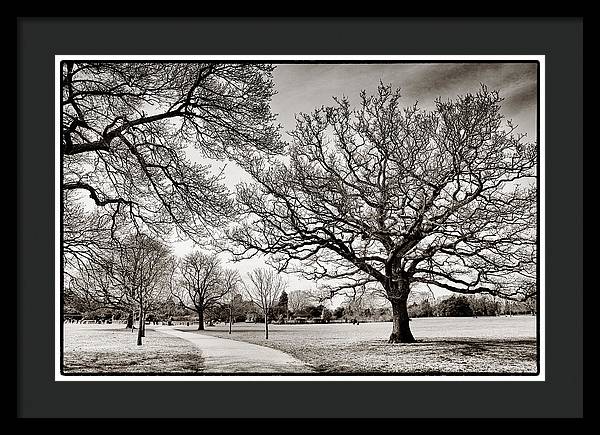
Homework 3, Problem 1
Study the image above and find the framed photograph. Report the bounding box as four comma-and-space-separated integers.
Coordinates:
18, 17, 582, 419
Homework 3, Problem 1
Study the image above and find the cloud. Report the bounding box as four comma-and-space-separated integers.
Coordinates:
272, 62, 538, 138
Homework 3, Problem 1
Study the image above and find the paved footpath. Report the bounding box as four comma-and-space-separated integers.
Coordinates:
156, 326, 314, 373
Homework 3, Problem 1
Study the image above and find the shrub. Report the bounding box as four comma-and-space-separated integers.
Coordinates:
434, 296, 473, 317
333, 306, 345, 319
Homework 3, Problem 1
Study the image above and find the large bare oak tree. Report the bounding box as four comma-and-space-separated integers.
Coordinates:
229, 84, 537, 343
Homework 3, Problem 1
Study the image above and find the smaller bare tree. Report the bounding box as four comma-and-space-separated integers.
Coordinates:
246, 268, 286, 339
84, 234, 173, 345
222, 269, 241, 335
172, 252, 229, 330
118, 235, 172, 344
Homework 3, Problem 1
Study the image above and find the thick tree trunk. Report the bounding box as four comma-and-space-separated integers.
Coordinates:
137, 307, 144, 345
388, 297, 415, 344
197, 309, 204, 330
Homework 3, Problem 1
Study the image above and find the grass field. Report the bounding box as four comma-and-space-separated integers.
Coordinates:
195, 316, 538, 374
63, 324, 205, 374
62, 316, 537, 375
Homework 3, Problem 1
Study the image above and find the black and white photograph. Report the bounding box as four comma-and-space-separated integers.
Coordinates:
58, 57, 542, 378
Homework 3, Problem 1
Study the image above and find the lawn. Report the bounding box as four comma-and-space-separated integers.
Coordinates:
194, 316, 538, 374
62, 316, 538, 375
62, 323, 204, 374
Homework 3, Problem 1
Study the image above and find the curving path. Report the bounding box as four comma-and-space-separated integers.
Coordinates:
156, 326, 314, 373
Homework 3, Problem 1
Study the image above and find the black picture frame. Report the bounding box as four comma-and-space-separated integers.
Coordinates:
17, 17, 583, 418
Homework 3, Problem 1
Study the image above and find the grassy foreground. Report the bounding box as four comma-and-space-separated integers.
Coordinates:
62, 318, 537, 375
196, 320, 538, 374
63, 324, 204, 374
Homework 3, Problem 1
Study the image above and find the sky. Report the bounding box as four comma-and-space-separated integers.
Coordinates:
175, 62, 539, 303
272, 63, 537, 139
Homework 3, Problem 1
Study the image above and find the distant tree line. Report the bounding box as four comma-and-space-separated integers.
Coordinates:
407, 294, 536, 318
66, 290, 536, 330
